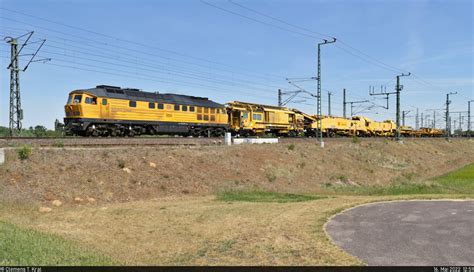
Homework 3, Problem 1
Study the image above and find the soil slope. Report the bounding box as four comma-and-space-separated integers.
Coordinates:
1, 139, 472, 204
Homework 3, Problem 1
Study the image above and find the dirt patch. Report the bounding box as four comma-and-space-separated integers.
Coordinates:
0, 139, 473, 204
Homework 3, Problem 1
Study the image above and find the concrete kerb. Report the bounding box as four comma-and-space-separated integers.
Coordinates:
0, 148, 4, 165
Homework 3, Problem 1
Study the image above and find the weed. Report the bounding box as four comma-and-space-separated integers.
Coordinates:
117, 159, 125, 169
266, 172, 277, 182
402, 172, 416, 181
331, 175, 348, 182
322, 182, 332, 188
17, 145, 32, 161
217, 239, 236, 253
287, 144, 295, 151
52, 140, 64, 148
351, 136, 360, 144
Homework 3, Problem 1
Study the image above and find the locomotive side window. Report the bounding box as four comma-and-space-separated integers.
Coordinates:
129, 101, 137, 107
149, 102, 155, 109
203, 115, 209, 121
189, 106, 195, 112
253, 113, 262, 121
73, 95, 82, 104
85, 97, 97, 105
174, 105, 180, 111
242, 112, 248, 119
182, 105, 188, 111
67, 95, 73, 104
157, 103, 164, 109
197, 114, 203, 120
102, 99, 107, 105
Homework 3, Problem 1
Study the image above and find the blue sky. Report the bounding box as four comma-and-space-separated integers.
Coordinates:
0, 0, 472, 129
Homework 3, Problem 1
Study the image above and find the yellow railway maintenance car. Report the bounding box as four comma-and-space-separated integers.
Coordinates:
64, 85, 228, 136
306, 116, 355, 137
227, 101, 304, 136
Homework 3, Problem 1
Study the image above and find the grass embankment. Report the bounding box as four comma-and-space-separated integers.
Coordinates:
0, 221, 115, 265
320, 163, 474, 196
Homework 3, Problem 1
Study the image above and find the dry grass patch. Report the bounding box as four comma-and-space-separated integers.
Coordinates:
0, 194, 463, 265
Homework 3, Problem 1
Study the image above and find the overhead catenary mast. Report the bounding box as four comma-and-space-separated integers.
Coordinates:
4, 31, 49, 136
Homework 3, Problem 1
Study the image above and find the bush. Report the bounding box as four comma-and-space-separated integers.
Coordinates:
17, 145, 32, 160
287, 144, 295, 151
351, 136, 360, 143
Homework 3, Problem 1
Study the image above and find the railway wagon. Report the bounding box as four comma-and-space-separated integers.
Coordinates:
350, 116, 371, 136
400, 125, 414, 137
227, 101, 304, 136
369, 120, 396, 137
306, 116, 355, 137
64, 85, 228, 136
414, 127, 444, 137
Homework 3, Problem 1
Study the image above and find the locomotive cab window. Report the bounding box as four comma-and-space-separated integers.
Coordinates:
149, 102, 155, 109
242, 112, 248, 119
102, 99, 107, 105
73, 95, 82, 104
85, 97, 97, 105
67, 95, 73, 104
129, 101, 137, 107
174, 105, 180, 111
157, 103, 164, 109
189, 106, 195, 112
182, 105, 188, 111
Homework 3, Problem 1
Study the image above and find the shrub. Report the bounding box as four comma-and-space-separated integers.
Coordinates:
287, 144, 295, 151
352, 136, 360, 143
17, 145, 32, 160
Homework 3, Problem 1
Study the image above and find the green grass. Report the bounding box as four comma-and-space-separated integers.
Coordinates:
434, 163, 474, 192
325, 163, 474, 196
0, 221, 116, 265
217, 191, 325, 203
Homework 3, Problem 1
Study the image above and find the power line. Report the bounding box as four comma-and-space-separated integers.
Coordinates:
0, 7, 285, 79
205, 1, 461, 97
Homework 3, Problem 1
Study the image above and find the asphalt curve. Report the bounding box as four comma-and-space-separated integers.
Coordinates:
326, 200, 474, 265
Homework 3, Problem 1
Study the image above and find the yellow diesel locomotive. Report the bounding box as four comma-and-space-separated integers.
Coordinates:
64, 85, 228, 136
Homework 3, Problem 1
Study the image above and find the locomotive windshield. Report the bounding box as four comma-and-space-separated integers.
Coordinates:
73, 94, 82, 104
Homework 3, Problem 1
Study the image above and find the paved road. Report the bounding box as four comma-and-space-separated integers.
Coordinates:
326, 200, 474, 265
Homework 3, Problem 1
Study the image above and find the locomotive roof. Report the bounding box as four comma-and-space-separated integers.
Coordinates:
73, 85, 224, 108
